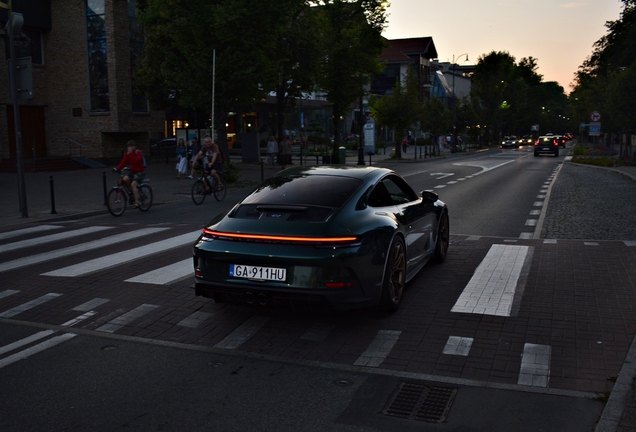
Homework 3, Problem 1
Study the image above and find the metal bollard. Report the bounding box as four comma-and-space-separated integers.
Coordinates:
49, 176, 57, 214
103, 171, 108, 206
260, 159, 264, 181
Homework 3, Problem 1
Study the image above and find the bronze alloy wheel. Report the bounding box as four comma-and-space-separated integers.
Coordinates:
433, 213, 449, 263
381, 237, 406, 311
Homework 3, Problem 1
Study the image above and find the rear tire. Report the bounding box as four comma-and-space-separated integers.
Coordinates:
432, 212, 449, 264
107, 188, 127, 217
137, 184, 153, 211
191, 179, 206, 205
379, 236, 406, 312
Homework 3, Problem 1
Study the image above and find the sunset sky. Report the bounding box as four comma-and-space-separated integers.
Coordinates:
381, 0, 625, 92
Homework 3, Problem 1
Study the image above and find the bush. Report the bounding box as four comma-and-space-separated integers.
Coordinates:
572, 156, 616, 167
222, 162, 241, 183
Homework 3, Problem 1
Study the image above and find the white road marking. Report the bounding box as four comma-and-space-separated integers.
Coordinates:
625, 241, 636, 247
72, 298, 110, 312
301, 323, 336, 342
466, 236, 481, 241
543, 239, 557, 244
0, 334, 77, 369
125, 258, 192, 285
525, 219, 537, 226
0, 228, 169, 274
529, 210, 541, 216
0, 330, 55, 356
43, 230, 199, 277
533, 202, 544, 207
443, 336, 473, 356
214, 316, 271, 350
177, 311, 214, 328
0, 225, 61, 241
518, 343, 551, 387
0, 290, 19, 300
0, 226, 113, 253
0, 293, 62, 318
95, 304, 159, 333
519, 233, 533, 239
354, 330, 402, 367
451, 244, 531, 317
430, 172, 454, 180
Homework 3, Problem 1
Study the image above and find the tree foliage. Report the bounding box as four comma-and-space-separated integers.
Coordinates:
369, 68, 423, 158
470, 51, 569, 143
571, 0, 636, 132
311, 0, 388, 162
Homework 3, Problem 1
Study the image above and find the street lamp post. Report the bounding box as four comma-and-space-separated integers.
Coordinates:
451, 53, 469, 151
3, 3, 28, 218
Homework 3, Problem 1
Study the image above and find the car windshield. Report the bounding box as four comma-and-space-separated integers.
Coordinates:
243, 175, 363, 209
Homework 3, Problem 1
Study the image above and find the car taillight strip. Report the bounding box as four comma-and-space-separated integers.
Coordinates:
202, 228, 356, 243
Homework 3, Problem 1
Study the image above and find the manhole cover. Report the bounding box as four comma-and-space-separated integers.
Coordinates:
382, 382, 457, 423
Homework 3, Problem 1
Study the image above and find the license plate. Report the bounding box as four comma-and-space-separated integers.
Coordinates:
229, 264, 286, 281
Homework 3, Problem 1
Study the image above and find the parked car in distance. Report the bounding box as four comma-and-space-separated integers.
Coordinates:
193, 165, 450, 311
534, 136, 559, 157
150, 137, 177, 157
501, 136, 519, 148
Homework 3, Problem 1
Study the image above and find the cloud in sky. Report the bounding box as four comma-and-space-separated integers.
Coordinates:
560, 2, 587, 8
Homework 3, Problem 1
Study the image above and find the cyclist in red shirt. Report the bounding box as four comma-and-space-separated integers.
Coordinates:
115, 140, 146, 208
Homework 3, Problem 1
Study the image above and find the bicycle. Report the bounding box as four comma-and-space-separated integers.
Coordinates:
107, 168, 153, 216
191, 166, 226, 205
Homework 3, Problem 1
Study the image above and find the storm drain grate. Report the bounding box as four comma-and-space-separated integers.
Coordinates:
382, 382, 457, 423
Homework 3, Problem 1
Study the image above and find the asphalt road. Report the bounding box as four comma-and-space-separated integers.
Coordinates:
1, 143, 636, 431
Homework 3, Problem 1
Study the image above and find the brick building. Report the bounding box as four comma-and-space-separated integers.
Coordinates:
0, 0, 164, 166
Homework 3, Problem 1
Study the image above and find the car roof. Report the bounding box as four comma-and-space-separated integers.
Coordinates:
272, 165, 392, 180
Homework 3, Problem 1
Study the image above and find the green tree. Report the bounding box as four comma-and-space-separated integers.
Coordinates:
420, 97, 451, 141
571, 0, 636, 134
311, 0, 388, 162
369, 68, 424, 158
136, 0, 304, 149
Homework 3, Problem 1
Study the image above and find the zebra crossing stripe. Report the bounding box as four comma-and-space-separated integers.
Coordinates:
518, 343, 551, 387
301, 323, 336, 342
0, 290, 19, 300
0, 226, 113, 254
177, 311, 214, 328
0, 228, 169, 274
43, 231, 200, 277
0, 293, 62, 318
214, 316, 271, 350
451, 244, 531, 317
354, 330, 402, 367
0, 334, 77, 369
72, 298, 109, 312
125, 258, 192, 285
95, 304, 159, 333
0, 225, 61, 241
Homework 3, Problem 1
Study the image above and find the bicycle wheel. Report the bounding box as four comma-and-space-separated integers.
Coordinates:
107, 187, 127, 217
191, 179, 207, 205
213, 177, 227, 201
137, 184, 153, 212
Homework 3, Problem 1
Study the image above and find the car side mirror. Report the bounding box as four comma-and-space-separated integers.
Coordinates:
421, 191, 438, 203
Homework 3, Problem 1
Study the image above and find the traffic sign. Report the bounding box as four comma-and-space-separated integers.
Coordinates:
591, 111, 601, 122
589, 121, 601, 136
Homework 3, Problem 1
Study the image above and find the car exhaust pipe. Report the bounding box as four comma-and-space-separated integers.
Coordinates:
244, 292, 255, 304
257, 293, 269, 305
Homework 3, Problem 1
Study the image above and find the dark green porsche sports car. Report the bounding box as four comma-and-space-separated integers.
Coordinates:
193, 165, 449, 311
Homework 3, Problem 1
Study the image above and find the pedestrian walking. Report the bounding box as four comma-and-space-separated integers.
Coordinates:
266, 136, 278, 168
279, 135, 292, 169
175, 138, 188, 179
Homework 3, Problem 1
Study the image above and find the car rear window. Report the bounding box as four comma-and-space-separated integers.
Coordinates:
243, 175, 363, 208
